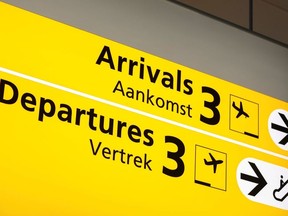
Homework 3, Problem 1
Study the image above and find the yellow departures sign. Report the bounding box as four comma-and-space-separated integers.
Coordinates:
0, 2, 288, 216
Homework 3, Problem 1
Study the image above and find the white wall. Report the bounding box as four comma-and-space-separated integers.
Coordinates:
3, 0, 288, 101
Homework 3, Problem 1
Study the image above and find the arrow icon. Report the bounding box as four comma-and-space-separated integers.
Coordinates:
240, 162, 267, 196
271, 112, 288, 145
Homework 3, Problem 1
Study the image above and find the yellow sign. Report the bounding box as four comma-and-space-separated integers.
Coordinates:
0, 2, 288, 215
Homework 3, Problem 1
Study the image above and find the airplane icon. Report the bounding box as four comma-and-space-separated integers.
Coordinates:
204, 153, 223, 173
232, 101, 249, 118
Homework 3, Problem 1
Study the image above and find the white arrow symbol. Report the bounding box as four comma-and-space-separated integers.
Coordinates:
271, 112, 288, 146
240, 162, 267, 196
268, 109, 288, 151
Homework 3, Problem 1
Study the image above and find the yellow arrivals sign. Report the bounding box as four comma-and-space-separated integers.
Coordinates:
0, 2, 288, 215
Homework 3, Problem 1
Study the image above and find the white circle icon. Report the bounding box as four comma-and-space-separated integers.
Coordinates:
268, 109, 288, 151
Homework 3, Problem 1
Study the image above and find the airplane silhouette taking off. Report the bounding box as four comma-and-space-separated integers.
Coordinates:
204, 153, 223, 173
232, 101, 249, 118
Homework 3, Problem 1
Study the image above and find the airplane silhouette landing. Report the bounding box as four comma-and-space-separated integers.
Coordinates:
204, 153, 223, 173
232, 101, 249, 118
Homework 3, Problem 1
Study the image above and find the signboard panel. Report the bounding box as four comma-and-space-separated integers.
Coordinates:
0, 2, 287, 215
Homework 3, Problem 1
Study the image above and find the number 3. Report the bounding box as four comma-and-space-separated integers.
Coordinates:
162, 136, 185, 177
200, 86, 220, 125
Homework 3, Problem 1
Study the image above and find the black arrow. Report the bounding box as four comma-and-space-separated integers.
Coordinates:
271, 112, 288, 145
240, 162, 267, 196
